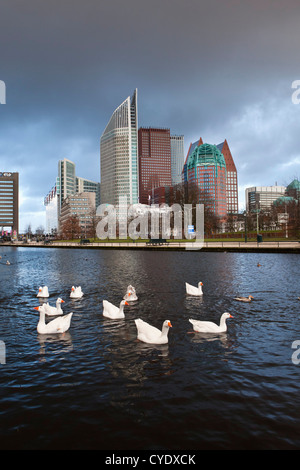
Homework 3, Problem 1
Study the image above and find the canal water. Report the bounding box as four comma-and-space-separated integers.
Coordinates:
0, 246, 299, 449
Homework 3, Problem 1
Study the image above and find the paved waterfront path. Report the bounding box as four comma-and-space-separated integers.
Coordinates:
4, 240, 300, 252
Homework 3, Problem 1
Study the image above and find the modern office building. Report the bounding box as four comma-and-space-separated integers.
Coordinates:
246, 185, 286, 212
216, 139, 238, 214
57, 158, 76, 215
44, 182, 59, 234
184, 138, 238, 215
76, 177, 100, 209
100, 89, 138, 206
45, 158, 100, 233
138, 127, 172, 204
183, 137, 204, 184
59, 192, 96, 237
0, 171, 19, 235
170, 135, 185, 185
184, 142, 227, 218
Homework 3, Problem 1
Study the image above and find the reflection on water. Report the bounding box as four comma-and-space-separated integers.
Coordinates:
37, 332, 74, 361
0, 246, 300, 449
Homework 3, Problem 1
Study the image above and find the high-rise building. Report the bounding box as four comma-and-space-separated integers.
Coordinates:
76, 177, 100, 209
57, 158, 76, 215
45, 158, 100, 233
138, 127, 172, 204
184, 142, 227, 218
170, 135, 185, 185
44, 182, 58, 234
100, 89, 138, 206
0, 171, 19, 235
184, 138, 238, 216
216, 140, 238, 214
183, 137, 204, 184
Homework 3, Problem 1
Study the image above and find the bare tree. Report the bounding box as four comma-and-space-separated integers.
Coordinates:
60, 215, 81, 240
35, 225, 45, 235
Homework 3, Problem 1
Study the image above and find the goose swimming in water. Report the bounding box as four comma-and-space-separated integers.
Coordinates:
185, 281, 203, 296
42, 298, 65, 316
134, 319, 172, 344
189, 313, 233, 334
34, 306, 73, 334
70, 286, 83, 299
102, 299, 129, 319
234, 295, 254, 303
37, 286, 49, 298
123, 285, 138, 301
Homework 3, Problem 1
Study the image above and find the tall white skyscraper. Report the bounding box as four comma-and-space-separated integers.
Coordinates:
100, 89, 138, 206
57, 158, 76, 215
170, 135, 185, 185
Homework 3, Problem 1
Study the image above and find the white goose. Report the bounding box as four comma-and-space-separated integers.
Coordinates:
42, 297, 65, 316
123, 285, 138, 301
70, 286, 83, 299
185, 281, 203, 296
34, 306, 73, 334
135, 319, 172, 344
189, 312, 233, 334
103, 299, 129, 319
37, 286, 49, 298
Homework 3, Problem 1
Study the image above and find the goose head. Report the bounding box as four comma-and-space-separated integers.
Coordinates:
222, 312, 233, 320
34, 305, 45, 311
34, 305, 46, 315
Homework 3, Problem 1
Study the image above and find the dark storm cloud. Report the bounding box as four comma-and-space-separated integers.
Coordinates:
0, 0, 299, 230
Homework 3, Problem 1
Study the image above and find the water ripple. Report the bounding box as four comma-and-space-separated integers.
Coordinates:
0, 247, 300, 449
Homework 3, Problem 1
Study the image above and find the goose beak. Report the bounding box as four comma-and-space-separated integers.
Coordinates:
34, 306, 39, 311
125, 301, 129, 305
168, 321, 172, 327
61, 299, 65, 303
229, 315, 233, 318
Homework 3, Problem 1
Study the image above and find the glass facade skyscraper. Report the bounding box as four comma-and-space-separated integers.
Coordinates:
58, 158, 76, 215
100, 89, 138, 206
76, 177, 100, 209
44, 182, 58, 234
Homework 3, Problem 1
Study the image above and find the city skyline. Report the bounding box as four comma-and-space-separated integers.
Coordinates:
0, 0, 300, 232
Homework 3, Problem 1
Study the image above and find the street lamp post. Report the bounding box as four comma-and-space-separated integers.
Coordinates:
244, 210, 247, 243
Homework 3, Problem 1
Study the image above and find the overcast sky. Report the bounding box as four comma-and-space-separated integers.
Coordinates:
0, 0, 300, 232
